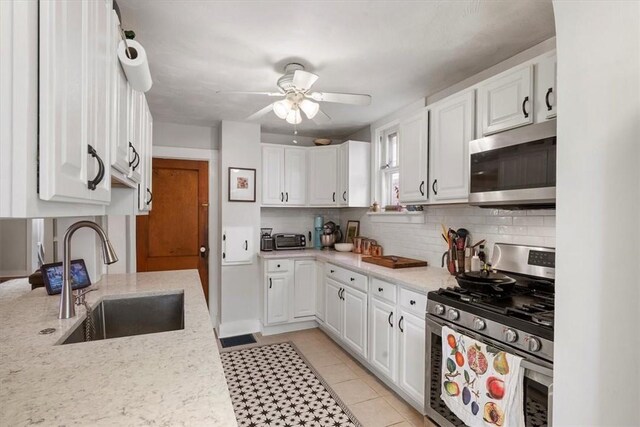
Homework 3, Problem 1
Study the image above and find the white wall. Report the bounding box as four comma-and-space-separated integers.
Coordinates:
219, 121, 261, 337
553, 2, 639, 425
340, 207, 555, 267
261, 208, 341, 247
153, 121, 219, 150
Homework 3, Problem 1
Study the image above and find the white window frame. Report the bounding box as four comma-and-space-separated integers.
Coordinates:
372, 120, 400, 207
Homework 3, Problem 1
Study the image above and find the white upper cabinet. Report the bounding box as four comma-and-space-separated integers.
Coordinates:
262, 145, 285, 205
338, 141, 371, 207
478, 65, 533, 136
398, 109, 429, 203
308, 146, 339, 206
535, 53, 557, 121
110, 12, 131, 179
283, 148, 307, 206
39, 0, 113, 204
138, 96, 153, 212
430, 90, 475, 202
261, 145, 307, 206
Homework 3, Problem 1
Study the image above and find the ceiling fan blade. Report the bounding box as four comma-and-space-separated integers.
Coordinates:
217, 90, 283, 97
308, 92, 372, 106
312, 108, 331, 124
292, 70, 319, 91
246, 103, 274, 121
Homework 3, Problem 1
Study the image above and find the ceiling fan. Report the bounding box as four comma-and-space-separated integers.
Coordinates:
218, 63, 372, 125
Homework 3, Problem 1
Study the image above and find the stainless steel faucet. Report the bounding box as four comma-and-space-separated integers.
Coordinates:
59, 221, 118, 319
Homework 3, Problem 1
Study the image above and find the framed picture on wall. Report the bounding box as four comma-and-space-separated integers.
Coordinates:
345, 220, 360, 243
228, 167, 256, 202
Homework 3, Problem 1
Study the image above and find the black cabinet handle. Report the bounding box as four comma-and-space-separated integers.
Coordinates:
280, 192, 284, 202
410, 300, 416, 305
145, 188, 153, 205
545, 88, 553, 111
419, 181, 425, 196
277, 264, 280, 268
128, 142, 140, 170
87, 145, 105, 190
342, 191, 347, 202
432, 179, 438, 196
399, 316, 404, 333
285, 192, 289, 202
244, 240, 248, 250
378, 287, 383, 292
332, 192, 336, 202
388, 311, 393, 328
522, 96, 529, 118
350, 277, 355, 282
330, 269, 335, 273
269, 278, 272, 289
308, 231, 312, 241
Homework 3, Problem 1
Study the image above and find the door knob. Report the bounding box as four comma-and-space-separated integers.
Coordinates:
200, 246, 208, 258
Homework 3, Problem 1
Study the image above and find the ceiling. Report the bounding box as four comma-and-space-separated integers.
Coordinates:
118, 0, 555, 138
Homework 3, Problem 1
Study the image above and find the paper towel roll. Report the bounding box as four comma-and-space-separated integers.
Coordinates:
117, 39, 152, 92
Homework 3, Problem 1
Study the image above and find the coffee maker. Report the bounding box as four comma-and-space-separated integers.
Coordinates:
260, 228, 274, 251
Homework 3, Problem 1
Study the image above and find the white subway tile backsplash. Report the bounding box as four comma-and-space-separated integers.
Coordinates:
513, 216, 544, 226
486, 216, 513, 225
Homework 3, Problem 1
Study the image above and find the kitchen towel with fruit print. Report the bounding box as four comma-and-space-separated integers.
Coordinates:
441, 326, 525, 427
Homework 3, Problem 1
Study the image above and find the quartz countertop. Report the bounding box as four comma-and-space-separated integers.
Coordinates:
259, 249, 457, 294
0, 270, 236, 426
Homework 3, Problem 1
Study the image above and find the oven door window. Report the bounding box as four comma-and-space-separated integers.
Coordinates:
427, 328, 551, 427
470, 137, 556, 193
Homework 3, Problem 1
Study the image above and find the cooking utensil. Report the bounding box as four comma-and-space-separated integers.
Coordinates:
455, 270, 517, 293
471, 239, 486, 249
334, 243, 353, 252
320, 233, 335, 249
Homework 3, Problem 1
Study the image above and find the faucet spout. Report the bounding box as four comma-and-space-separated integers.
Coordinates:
59, 221, 118, 319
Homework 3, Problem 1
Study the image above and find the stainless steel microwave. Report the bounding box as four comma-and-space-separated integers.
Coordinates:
469, 120, 556, 208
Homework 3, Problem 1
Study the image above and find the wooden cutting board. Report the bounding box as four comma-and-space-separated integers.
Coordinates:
362, 255, 428, 269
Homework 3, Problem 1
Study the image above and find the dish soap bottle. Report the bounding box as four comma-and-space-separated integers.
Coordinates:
478, 244, 486, 263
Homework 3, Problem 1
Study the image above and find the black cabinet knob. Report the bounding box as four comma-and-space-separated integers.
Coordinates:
410, 300, 416, 305
378, 287, 383, 292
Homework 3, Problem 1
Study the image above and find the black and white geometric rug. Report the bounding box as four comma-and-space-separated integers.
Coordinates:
220, 342, 362, 427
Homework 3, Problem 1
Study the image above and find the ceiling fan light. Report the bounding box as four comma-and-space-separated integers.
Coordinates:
273, 100, 290, 119
300, 99, 320, 119
285, 109, 302, 125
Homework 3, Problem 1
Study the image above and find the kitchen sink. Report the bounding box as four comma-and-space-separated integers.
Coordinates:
60, 292, 184, 345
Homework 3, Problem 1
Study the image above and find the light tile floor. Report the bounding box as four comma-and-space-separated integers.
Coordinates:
217, 327, 438, 427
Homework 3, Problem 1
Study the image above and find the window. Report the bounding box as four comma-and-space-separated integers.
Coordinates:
381, 127, 400, 207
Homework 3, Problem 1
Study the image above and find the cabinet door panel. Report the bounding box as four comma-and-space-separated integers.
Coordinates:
398, 310, 425, 405
479, 65, 533, 135
262, 146, 285, 205
110, 11, 131, 176
324, 278, 343, 336
39, 1, 90, 202
370, 298, 395, 380
284, 148, 307, 206
337, 143, 348, 206
267, 274, 289, 324
293, 260, 316, 318
536, 54, 557, 121
399, 110, 429, 203
342, 286, 367, 358
128, 86, 142, 183
315, 262, 326, 320
308, 147, 338, 205
431, 90, 474, 201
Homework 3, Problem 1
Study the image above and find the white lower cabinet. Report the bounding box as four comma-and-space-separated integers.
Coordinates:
315, 261, 326, 321
324, 278, 343, 336
342, 286, 367, 357
370, 297, 396, 380
397, 309, 426, 405
267, 273, 290, 324
293, 260, 316, 318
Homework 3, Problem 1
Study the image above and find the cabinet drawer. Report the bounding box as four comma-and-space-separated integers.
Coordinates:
325, 264, 367, 293
399, 288, 427, 315
370, 277, 396, 303
267, 260, 292, 273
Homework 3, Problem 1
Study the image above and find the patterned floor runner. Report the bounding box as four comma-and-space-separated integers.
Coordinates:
220, 342, 362, 427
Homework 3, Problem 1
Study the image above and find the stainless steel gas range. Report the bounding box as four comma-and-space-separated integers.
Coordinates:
426, 243, 555, 427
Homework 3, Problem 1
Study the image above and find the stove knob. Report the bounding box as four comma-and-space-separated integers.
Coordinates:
434, 304, 445, 315
504, 329, 518, 343
473, 318, 486, 331
528, 337, 541, 352
447, 308, 460, 321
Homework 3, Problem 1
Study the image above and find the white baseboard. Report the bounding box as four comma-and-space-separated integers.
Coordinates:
218, 318, 261, 338
262, 319, 318, 336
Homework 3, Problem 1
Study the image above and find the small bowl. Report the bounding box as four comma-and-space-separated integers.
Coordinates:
334, 243, 354, 252
313, 138, 332, 146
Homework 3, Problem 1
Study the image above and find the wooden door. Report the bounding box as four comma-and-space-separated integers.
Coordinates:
137, 158, 209, 302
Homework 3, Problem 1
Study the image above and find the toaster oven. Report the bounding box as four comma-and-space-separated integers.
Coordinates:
273, 233, 306, 250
